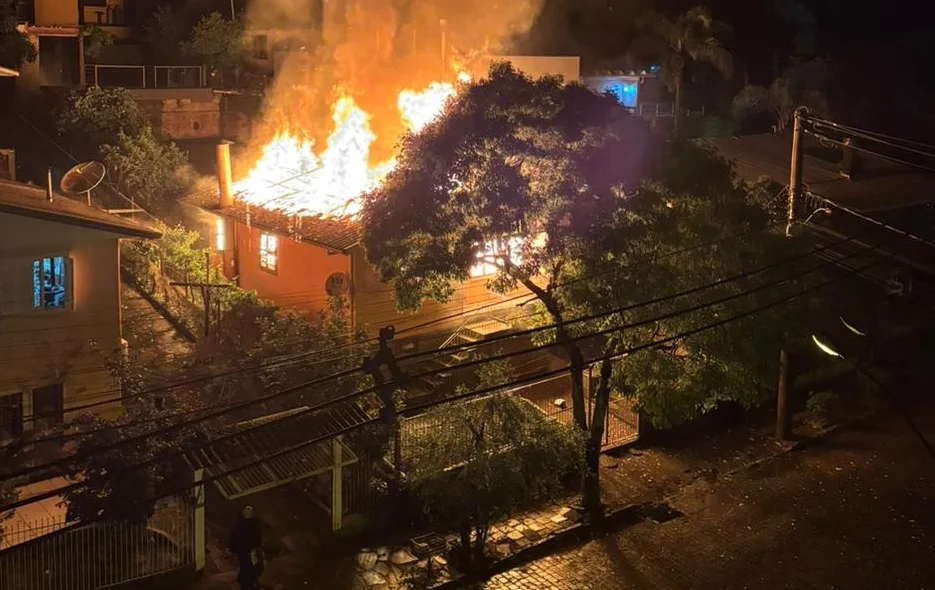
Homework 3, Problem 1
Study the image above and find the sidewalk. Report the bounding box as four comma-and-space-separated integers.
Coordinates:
191, 407, 835, 590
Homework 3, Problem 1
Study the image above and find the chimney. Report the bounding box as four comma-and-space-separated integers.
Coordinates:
46, 167, 53, 202
217, 141, 234, 209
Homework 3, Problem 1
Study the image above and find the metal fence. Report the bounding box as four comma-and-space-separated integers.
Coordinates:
515, 373, 640, 451
0, 496, 198, 590
84, 65, 207, 89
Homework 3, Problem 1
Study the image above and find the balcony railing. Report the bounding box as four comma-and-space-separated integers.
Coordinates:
84, 65, 207, 89
631, 102, 675, 118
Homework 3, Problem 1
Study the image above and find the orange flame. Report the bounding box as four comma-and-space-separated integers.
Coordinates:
234, 76, 469, 218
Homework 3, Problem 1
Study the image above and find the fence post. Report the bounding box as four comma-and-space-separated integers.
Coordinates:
192, 468, 206, 572
332, 437, 343, 532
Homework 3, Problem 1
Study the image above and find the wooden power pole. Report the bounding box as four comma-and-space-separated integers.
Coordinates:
777, 106, 807, 440
170, 252, 233, 337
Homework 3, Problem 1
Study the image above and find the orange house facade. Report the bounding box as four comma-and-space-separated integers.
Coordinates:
181, 190, 525, 349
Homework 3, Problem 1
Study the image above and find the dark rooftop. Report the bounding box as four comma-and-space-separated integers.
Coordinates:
708, 134, 935, 213
0, 179, 161, 239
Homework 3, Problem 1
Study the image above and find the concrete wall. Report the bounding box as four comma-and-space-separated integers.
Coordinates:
0, 213, 125, 432
35, 0, 79, 26
473, 55, 581, 82
132, 90, 222, 140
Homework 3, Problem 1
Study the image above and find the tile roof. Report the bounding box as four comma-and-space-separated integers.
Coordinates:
0, 179, 162, 239
186, 182, 361, 252
708, 134, 935, 213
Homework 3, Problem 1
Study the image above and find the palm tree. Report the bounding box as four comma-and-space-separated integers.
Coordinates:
732, 58, 830, 133
640, 7, 733, 133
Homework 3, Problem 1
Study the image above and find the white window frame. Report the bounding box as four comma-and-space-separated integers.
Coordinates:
215, 217, 226, 251
259, 232, 279, 273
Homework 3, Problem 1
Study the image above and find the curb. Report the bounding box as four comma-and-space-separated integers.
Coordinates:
432, 503, 645, 590
435, 406, 884, 589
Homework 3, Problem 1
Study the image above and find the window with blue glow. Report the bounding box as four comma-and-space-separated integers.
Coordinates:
602, 81, 638, 108
32, 256, 68, 309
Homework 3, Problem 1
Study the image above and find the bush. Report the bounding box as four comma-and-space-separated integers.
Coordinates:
102, 128, 192, 210
55, 87, 148, 157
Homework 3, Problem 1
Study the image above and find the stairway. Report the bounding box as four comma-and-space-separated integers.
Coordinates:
405, 318, 514, 402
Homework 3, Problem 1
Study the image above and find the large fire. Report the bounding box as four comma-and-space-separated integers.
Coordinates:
233, 79, 463, 218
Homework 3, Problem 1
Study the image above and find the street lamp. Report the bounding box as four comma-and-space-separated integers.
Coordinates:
811, 334, 843, 358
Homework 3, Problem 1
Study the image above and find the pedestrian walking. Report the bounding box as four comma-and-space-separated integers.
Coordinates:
229, 505, 265, 590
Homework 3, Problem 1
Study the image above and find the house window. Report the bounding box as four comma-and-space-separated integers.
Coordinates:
32, 383, 64, 430
215, 217, 226, 251
253, 35, 269, 60
32, 256, 70, 310
259, 232, 278, 273
0, 392, 23, 439
470, 237, 523, 278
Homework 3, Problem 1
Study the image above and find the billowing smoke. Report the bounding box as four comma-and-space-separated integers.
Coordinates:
241, 0, 544, 164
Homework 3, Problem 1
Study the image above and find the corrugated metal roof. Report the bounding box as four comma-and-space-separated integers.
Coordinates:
708, 134, 935, 212
184, 401, 368, 499
0, 179, 161, 239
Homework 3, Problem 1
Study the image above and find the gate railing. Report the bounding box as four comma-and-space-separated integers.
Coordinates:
0, 485, 203, 590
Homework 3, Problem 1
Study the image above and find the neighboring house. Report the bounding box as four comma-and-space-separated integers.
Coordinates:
0, 176, 160, 441
582, 71, 674, 122
13, 0, 217, 140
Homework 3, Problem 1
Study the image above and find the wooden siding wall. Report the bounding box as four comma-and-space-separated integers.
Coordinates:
0, 213, 123, 427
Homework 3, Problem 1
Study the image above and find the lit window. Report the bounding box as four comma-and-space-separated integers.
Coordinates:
32, 256, 70, 310
470, 237, 523, 278
215, 217, 226, 251
259, 232, 278, 273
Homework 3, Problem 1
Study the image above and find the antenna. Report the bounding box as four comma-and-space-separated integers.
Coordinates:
61, 161, 106, 206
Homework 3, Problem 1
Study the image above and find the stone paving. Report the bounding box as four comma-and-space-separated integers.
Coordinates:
347, 504, 584, 588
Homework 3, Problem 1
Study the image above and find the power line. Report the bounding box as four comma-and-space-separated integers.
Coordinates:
803, 128, 935, 175
1, 246, 895, 519
9, 226, 851, 444
806, 116, 935, 155
1, 233, 884, 484
13, 219, 785, 426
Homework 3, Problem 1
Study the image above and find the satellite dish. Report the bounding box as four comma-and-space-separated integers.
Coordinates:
61, 161, 106, 205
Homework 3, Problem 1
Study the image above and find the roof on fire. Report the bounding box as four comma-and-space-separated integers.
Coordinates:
0, 179, 162, 239
186, 184, 361, 252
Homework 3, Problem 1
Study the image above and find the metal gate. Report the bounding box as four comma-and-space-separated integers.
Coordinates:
0, 495, 198, 590
513, 373, 640, 451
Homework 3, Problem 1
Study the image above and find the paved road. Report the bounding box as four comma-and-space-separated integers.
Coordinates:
480, 406, 935, 590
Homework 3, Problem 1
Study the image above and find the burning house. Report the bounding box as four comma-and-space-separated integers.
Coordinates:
181, 56, 582, 351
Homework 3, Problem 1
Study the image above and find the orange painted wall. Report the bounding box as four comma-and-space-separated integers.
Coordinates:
231, 221, 351, 316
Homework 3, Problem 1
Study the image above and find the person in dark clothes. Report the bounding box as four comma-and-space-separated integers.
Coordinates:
229, 505, 264, 590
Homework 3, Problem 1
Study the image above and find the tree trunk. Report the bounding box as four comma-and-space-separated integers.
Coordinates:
518, 278, 588, 431
458, 522, 472, 569
673, 77, 683, 135
584, 341, 617, 520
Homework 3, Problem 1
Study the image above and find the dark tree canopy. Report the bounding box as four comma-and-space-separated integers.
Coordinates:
361, 62, 657, 311
0, 0, 36, 70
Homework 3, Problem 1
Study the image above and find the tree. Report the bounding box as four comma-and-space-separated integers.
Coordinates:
182, 12, 244, 72
143, 4, 187, 63
101, 127, 191, 209
557, 142, 822, 428
55, 87, 148, 157
82, 25, 114, 62
409, 391, 583, 569
639, 6, 732, 133
62, 413, 208, 525
732, 58, 831, 133
361, 63, 656, 518
0, 0, 36, 70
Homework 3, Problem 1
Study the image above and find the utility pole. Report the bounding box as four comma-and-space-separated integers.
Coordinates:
439, 19, 448, 77
777, 106, 807, 440
361, 326, 408, 490
776, 349, 791, 439
170, 252, 233, 337
786, 106, 807, 238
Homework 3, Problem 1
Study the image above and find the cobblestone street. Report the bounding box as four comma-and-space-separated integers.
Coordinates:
477, 405, 935, 589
